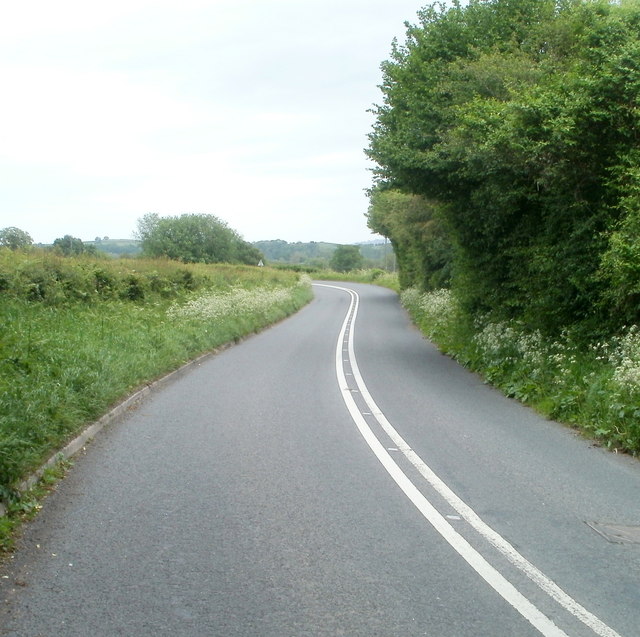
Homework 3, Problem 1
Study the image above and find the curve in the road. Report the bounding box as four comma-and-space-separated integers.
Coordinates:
315, 283, 622, 637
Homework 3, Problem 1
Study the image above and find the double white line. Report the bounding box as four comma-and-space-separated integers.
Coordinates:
317, 283, 622, 637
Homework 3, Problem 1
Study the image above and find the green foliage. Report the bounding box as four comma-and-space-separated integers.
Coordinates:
367, 188, 453, 290
599, 153, 640, 324
53, 235, 97, 257
387, 0, 640, 454
0, 227, 33, 250
90, 238, 142, 257
330, 245, 364, 272
137, 213, 263, 265
253, 239, 333, 266
0, 251, 311, 496
367, 0, 640, 337
311, 268, 401, 292
0, 250, 227, 304
252, 239, 392, 270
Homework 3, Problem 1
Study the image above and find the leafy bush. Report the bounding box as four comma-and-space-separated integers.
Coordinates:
137, 213, 263, 265
367, 190, 453, 291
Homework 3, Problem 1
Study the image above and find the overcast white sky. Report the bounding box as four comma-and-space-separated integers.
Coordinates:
0, 0, 426, 245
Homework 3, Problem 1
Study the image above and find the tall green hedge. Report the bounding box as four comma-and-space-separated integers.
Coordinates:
367, 0, 640, 338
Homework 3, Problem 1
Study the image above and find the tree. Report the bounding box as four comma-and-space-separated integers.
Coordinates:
136, 213, 263, 265
0, 227, 33, 250
330, 245, 364, 272
53, 235, 96, 256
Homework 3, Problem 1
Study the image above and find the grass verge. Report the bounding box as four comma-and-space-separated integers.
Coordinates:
0, 458, 72, 554
0, 251, 313, 548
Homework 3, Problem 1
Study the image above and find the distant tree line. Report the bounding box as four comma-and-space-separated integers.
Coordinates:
367, 0, 640, 338
89, 239, 142, 256
2, 220, 390, 274
52, 235, 97, 256
0, 227, 98, 256
254, 239, 391, 271
1, 213, 263, 265
252, 239, 336, 266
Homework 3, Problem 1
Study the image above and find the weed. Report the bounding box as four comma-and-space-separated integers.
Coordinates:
0, 459, 71, 554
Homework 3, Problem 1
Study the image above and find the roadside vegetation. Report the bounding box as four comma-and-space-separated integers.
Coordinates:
366, 0, 640, 455
266, 261, 401, 292
402, 288, 640, 454
0, 249, 312, 528
312, 268, 400, 292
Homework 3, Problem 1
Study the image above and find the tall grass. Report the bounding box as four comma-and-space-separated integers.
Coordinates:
401, 287, 640, 455
0, 250, 312, 495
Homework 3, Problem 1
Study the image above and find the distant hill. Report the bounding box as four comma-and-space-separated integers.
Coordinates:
252, 240, 335, 265
252, 239, 393, 270
78, 237, 394, 268
88, 238, 142, 257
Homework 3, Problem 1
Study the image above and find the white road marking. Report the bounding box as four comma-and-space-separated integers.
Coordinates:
314, 283, 623, 637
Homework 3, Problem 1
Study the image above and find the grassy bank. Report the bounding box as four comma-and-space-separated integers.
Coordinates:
0, 251, 312, 501
401, 287, 640, 456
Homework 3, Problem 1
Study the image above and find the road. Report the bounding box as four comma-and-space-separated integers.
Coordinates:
1, 282, 639, 636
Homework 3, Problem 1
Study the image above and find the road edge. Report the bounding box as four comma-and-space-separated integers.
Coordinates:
0, 340, 241, 519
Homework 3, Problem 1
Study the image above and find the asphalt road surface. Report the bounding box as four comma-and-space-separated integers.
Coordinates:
1, 282, 639, 637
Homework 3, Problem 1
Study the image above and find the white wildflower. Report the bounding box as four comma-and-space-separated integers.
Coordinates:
610, 326, 640, 391
400, 288, 457, 339
167, 286, 295, 321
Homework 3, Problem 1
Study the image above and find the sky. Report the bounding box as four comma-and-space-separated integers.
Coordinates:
0, 0, 426, 245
